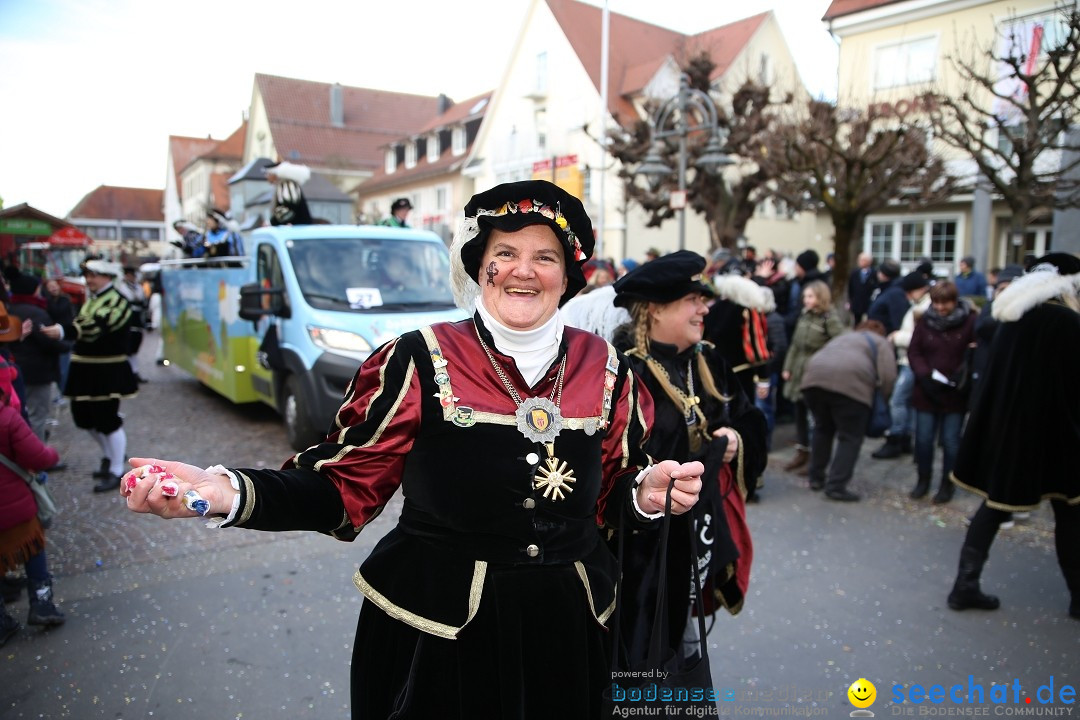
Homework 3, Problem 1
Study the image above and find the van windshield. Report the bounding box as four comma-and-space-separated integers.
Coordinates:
289, 237, 455, 311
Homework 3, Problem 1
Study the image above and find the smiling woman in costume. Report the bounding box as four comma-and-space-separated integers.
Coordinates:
121, 180, 703, 719
611, 251, 766, 664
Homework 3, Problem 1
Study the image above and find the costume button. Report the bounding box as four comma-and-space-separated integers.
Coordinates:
526, 544, 540, 557
523, 498, 536, 509
526, 452, 540, 465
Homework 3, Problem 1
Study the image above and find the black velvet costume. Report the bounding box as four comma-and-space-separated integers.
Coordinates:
611, 334, 767, 665
221, 316, 658, 719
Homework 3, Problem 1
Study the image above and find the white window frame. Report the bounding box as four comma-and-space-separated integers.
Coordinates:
427, 133, 439, 163
385, 149, 396, 174
863, 213, 965, 275
405, 141, 417, 169
452, 126, 466, 156
871, 35, 938, 91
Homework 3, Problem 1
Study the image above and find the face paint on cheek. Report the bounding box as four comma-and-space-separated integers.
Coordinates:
486, 261, 499, 287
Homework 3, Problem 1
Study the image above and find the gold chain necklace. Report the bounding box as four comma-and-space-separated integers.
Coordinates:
475, 326, 576, 501
644, 354, 709, 453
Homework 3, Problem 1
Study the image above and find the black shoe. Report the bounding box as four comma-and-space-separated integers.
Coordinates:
1, 575, 25, 603
947, 585, 1000, 611
910, 476, 931, 499
825, 489, 860, 502
136, 374, 149, 383
0, 610, 17, 647
27, 582, 65, 627
92, 458, 110, 479
932, 481, 955, 504
809, 479, 824, 491
93, 474, 121, 493
871, 437, 902, 460
899, 435, 912, 454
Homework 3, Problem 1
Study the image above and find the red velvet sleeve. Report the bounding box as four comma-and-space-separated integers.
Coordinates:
288, 336, 423, 530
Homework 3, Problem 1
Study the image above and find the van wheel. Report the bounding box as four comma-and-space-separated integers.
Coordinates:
282, 375, 319, 451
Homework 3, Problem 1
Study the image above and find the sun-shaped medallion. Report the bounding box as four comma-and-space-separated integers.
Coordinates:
534, 457, 576, 501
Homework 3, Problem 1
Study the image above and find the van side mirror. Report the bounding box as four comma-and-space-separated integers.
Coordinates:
239, 282, 291, 321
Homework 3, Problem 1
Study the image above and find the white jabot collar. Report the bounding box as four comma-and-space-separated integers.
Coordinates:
475, 297, 563, 388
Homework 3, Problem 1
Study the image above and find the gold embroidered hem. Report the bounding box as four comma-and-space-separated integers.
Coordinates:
353, 561, 488, 640
949, 472, 1080, 512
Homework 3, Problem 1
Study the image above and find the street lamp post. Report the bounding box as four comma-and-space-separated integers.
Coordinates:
635, 73, 733, 251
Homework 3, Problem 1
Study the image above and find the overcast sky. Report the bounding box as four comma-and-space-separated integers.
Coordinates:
0, 0, 837, 219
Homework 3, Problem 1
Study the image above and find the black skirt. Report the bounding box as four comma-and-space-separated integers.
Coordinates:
350, 562, 610, 719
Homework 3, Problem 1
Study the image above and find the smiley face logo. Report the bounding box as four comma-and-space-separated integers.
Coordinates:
848, 678, 877, 709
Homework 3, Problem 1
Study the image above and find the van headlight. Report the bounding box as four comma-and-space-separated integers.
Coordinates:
307, 326, 372, 355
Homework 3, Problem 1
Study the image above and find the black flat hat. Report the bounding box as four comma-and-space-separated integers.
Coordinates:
612, 250, 715, 308
461, 180, 594, 306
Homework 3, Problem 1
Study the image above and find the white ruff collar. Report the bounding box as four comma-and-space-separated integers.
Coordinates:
475, 297, 563, 387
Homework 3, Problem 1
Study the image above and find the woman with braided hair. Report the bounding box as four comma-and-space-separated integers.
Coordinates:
611, 250, 767, 665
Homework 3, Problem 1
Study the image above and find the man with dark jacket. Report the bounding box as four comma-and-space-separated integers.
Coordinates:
6, 273, 66, 443
867, 272, 930, 334
847, 252, 878, 323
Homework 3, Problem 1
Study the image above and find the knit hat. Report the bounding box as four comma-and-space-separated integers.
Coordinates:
795, 250, 819, 272
994, 264, 1024, 288
900, 272, 930, 292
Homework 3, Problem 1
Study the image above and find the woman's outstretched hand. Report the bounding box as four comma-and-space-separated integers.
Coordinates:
122, 457, 237, 519
636, 460, 704, 516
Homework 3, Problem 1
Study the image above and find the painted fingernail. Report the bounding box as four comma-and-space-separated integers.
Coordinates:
126, 475, 138, 489
160, 481, 180, 497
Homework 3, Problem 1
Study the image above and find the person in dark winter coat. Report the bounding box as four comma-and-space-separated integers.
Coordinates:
847, 252, 878, 323
783, 250, 825, 340
800, 320, 896, 501
954, 255, 987, 299
0, 327, 65, 645
949, 253, 1080, 619
6, 274, 67, 441
867, 271, 930, 334
906, 281, 975, 503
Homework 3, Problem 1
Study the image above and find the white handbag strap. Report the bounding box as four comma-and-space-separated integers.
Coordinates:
0, 451, 35, 484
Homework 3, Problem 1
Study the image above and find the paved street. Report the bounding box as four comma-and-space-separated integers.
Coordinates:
1, 336, 1075, 719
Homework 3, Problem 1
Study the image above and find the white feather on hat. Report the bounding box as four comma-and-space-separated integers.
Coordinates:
266, 161, 311, 185
712, 274, 775, 312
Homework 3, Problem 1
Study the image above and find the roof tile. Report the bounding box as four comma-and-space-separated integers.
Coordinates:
68, 186, 164, 221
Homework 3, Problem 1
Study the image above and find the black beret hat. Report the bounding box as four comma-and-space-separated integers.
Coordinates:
612, 250, 715, 308
391, 198, 413, 212
461, 180, 594, 306
900, 271, 930, 292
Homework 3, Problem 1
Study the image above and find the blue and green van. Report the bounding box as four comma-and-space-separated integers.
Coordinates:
160, 224, 466, 450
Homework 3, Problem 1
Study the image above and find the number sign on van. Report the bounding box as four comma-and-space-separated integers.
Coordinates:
346, 287, 384, 309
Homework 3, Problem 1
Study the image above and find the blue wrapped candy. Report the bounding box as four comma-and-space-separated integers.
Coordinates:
183, 489, 210, 516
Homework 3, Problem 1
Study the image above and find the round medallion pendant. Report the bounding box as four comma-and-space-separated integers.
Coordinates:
516, 397, 563, 444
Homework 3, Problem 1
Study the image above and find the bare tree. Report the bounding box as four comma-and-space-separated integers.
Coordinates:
922, 5, 1080, 243
606, 53, 790, 252
763, 100, 953, 299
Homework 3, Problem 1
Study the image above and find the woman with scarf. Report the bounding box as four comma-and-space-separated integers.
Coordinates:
611, 251, 766, 665
118, 180, 704, 719
906, 280, 976, 503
